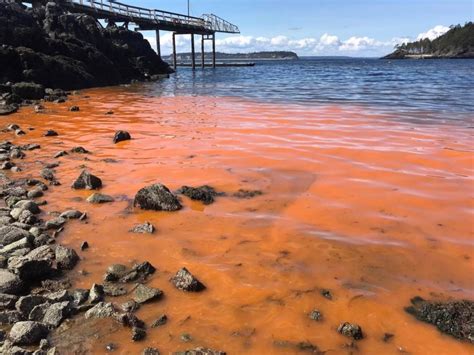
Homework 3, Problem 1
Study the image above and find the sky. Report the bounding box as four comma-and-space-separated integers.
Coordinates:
131, 0, 474, 57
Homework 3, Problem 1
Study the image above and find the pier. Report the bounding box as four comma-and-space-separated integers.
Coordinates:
22, 0, 240, 69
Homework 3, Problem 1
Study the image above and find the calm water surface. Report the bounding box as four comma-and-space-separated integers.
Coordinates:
149, 58, 474, 122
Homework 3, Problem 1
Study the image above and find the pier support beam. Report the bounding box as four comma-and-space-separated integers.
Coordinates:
191, 34, 196, 70
172, 32, 177, 70
212, 34, 216, 68
201, 35, 205, 68
155, 29, 161, 58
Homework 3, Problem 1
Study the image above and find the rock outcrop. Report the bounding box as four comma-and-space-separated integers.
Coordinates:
0, 1, 172, 113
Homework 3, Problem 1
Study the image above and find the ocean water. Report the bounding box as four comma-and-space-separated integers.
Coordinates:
148, 58, 474, 122
8, 58, 474, 353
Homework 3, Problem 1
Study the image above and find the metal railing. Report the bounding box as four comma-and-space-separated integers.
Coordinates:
202, 14, 240, 33
68, 0, 239, 33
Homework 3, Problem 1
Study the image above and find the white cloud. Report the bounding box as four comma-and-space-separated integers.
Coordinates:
416, 25, 450, 40
142, 24, 448, 57
319, 33, 340, 46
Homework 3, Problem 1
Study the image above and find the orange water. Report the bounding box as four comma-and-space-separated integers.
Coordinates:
3, 85, 473, 354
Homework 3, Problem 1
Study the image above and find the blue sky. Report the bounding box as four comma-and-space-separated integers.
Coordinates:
133, 0, 473, 56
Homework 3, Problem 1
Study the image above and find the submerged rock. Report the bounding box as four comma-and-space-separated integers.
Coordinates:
170, 267, 205, 292
177, 185, 220, 205
308, 309, 323, 321
53, 151, 68, 158
405, 297, 474, 343
71, 170, 102, 190
134, 184, 182, 211
131, 326, 146, 341
45, 217, 66, 230
59, 210, 84, 219
337, 322, 364, 340
233, 189, 263, 199
70, 147, 89, 154
175, 347, 226, 355
86, 193, 114, 204
113, 131, 131, 144
40, 168, 56, 182
129, 222, 155, 234
133, 284, 163, 304
44, 130, 58, 137
151, 314, 167, 328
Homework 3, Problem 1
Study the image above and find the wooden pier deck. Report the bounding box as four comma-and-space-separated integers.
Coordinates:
21, 0, 240, 69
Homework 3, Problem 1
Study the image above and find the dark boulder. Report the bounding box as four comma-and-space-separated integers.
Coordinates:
0, 293, 18, 310
0, 270, 24, 295
9, 321, 49, 345
53, 150, 68, 158
15, 295, 47, 317
170, 267, 205, 292
84, 302, 116, 319
103, 283, 127, 297
113, 130, 131, 144
71, 170, 102, 190
134, 184, 182, 211
44, 130, 58, 137
8, 257, 53, 282
40, 168, 55, 182
129, 222, 155, 234
121, 300, 140, 313
131, 326, 146, 341
31, 301, 71, 327
337, 322, 364, 340
405, 297, 474, 343
0, 225, 32, 245
308, 309, 322, 321
151, 314, 167, 328
55, 245, 79, 270
70, 146, 89, 154
89, 283, 105, 303
59, 210, 83, 219
45, 217, 66, 230
104, 264, 129, 282
11, 82, 45, 100
143, 348, 160, 355
0, 104, 18, 116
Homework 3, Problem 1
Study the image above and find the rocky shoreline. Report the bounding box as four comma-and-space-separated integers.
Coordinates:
1, 2, 173, 116
0, 107, 472, 353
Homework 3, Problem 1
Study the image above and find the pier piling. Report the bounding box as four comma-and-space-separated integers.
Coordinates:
172, 32, 177, 70
191, 34, 196, 69
201, 35, 205, 68
212, 34, 216, 68
155, 29, 161, 57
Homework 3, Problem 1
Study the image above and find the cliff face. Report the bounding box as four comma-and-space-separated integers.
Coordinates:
0, 2, 172, 90
384, 23, 474, 59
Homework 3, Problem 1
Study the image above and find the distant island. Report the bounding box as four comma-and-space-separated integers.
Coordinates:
384, 22, 473, 59
165, 51, 299, 62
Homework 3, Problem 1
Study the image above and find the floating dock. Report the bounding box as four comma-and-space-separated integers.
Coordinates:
173, 62, 255, 67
